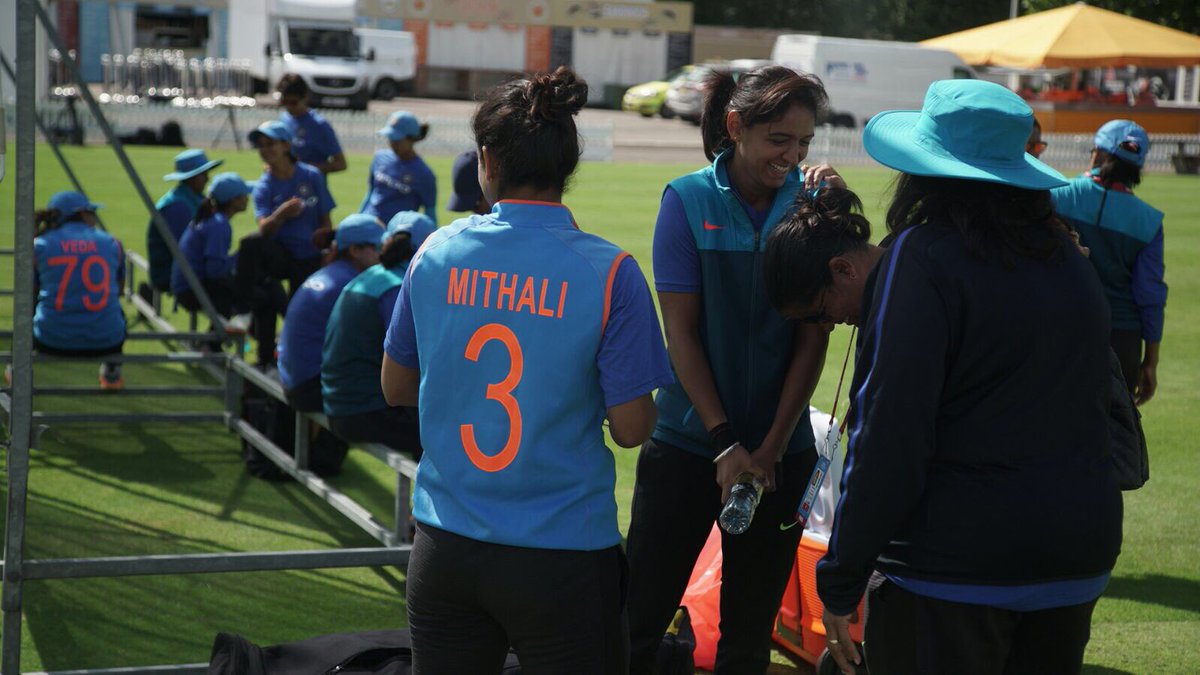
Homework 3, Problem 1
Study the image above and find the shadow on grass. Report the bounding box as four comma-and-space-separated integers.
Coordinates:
1105, 574, 1200, 615
1081, 666, 1135, 675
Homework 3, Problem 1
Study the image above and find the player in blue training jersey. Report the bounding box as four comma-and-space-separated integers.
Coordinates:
144, 149, 223, 296
382, 67, 672, 673
626, 66, 842, 674
360, 110, 437, 225
278, 214, 383, 414
1052, 119, 1167, 405
277, 74, 347, 176
321, 212, 435, 456
172, 172, 254, 346
228, 120, 336, 366
31, 192, 127, 390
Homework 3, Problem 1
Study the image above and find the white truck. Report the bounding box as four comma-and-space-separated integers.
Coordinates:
228, 0, 372, 111
354, 28, 417, 101
771, 35, 977, 128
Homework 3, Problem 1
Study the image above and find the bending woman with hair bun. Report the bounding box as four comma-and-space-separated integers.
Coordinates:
626, 65, 842, 674
381, 66, 672, 672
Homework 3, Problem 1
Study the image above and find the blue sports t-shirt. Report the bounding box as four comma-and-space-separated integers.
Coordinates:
385, 201, 673, 551
281, 110, 343, 169
252, 162, 335, 260
360, 151, 437, 225
34, 221, 127, 351
278, 259, 360, 390
171, 212, 236, 295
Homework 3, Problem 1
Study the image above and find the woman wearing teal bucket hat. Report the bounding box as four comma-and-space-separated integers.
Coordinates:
813, 80, 1122, 675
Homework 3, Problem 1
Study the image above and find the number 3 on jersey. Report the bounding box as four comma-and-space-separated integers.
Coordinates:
460, 323, 524, 472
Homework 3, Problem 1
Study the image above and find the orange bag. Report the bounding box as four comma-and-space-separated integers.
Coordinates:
680, 523, 723, 670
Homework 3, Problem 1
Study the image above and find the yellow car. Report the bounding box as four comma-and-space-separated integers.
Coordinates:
622, 66, 693, 118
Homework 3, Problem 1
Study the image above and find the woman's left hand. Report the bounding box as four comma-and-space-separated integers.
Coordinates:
747, 444, 780, 492
801, 164, 847, 191
821, 609, 861, 675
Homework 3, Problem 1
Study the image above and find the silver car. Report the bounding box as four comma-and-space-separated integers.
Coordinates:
663, 59, 772, 124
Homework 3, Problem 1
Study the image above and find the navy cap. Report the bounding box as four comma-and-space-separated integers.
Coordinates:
1094, 119, 1150, 168
208, 172, 254, 204
385, 211, 437, 253
248, 120, 293, 145
164, 148, 223, 182
48, 191, 102, 218
447, 150, 484, 212
335, 214, 385, 248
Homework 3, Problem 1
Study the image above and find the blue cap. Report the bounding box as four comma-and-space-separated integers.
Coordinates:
48, 191, 102, 218
447, 150, 484, 212
208, 172, 254, 205
1094, 119, 1150, 168
335, 214, 385, 248
163, 148, 224, 182
248, 120, 293, 145
378, 110, 425, 141
863, 80, 1067, 190
385, 211, 437, 253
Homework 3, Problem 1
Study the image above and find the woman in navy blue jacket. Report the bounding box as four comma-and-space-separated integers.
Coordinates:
766, 80, 1122, 675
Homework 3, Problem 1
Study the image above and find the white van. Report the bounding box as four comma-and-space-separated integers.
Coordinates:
228, 0, 372, 111
771, 35, 977, 128
354, 28, 417, 101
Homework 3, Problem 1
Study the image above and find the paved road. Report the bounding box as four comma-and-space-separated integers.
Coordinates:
365, 95, 707, 164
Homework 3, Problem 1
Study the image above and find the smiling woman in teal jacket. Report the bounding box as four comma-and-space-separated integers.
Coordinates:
626, 65, 840, 674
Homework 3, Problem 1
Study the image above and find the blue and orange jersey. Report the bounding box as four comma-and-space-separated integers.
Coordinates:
385, 200, 671, 551
34, 221, 126, 350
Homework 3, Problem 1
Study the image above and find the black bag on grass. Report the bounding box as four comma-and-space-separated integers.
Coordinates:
208, 629, 522, 675
655, 607, 696, 675
241, 384, 348, 480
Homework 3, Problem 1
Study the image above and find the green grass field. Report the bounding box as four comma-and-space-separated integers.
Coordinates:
1, 143, 1197, 672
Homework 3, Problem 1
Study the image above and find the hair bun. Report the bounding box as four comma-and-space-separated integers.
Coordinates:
528, 66, 589, 122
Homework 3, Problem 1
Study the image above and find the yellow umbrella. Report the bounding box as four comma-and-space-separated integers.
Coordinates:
921, 3, 1200, 69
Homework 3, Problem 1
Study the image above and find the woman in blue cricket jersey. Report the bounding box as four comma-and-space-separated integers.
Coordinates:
360, 110, 437, 225
277, 74, 347, 176
228, 120, 336, 367
625, 65, 839, 674
278, 214, 383, 415
778, 80, 1120, 675
31, 192, 127, 390
171, 172, 254, 347
320, 211, 434, 457
1051, 119, 1167, 405
381, 66, 673, 673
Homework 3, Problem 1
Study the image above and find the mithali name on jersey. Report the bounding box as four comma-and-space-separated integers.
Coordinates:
446, 267, 568, 319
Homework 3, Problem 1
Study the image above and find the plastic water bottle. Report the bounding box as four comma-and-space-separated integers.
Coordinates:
719, 473, 764, 534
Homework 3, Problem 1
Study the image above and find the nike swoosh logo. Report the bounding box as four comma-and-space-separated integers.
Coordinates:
779, 521, 799, 531
703, 221, 724, 230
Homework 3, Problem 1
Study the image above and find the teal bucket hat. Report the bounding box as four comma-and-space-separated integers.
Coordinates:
863, 79, 1067, 190
163, 148, 224, 182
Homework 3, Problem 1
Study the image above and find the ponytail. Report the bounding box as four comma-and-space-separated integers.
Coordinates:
763, 188, 871, 314
192, 197, 219, 226
699, 70, 739, 161
699, 65, 828, 162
